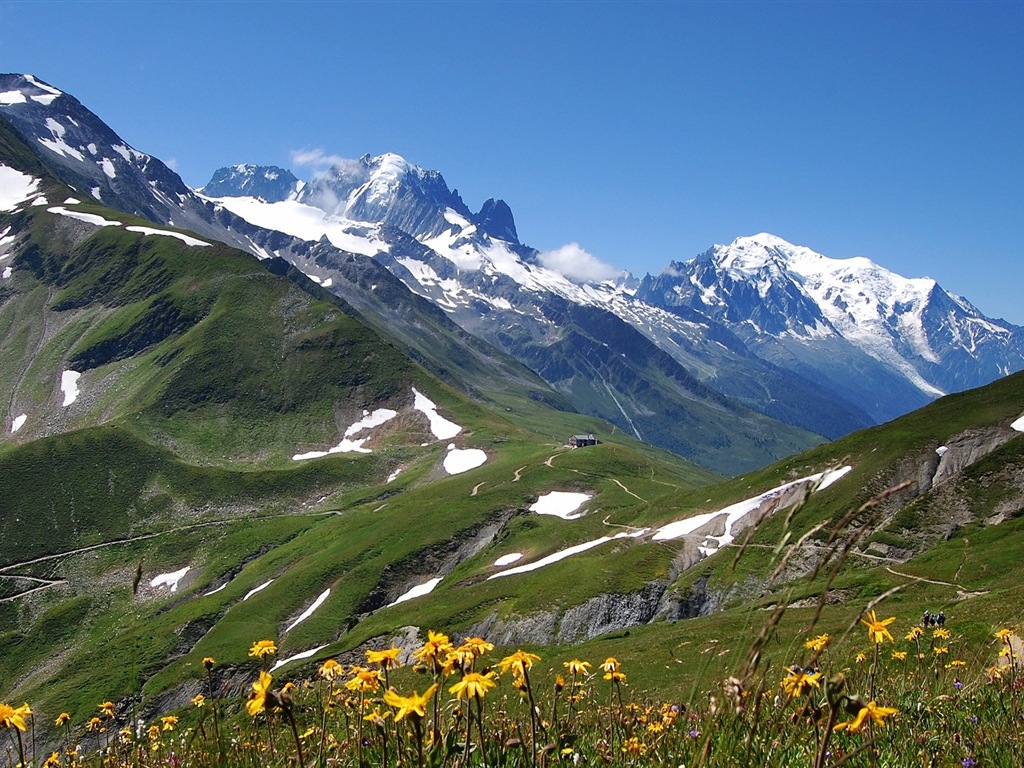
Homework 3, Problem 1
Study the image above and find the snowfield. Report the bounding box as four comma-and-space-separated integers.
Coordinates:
530, 491, 591, 520
0, 165, 40, 210
150, 566, 190, 593
443, 445, 487, 475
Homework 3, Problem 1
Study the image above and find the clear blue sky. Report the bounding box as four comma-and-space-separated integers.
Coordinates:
3, 1, 1022, 321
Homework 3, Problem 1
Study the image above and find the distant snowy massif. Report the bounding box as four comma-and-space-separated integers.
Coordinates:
3, 72, 1023, 470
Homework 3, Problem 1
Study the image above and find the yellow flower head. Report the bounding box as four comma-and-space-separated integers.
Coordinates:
55, 712, 70, 727
462, 636, 495, 657
996, 628, 1015, 642
44, 752, 60, 768
87, 716, 102, 732
247, 670, 273, 717
861, 610, 896, 644
780, 668, 822, 698
345, 669, 382, 694
564, 659, 592, 676
804, 634, 830, 653
366, 646, 403, 670
413, 630, 452, 664
605, 670, 627, 683
363, 706, 391, 727
448, 671, 497, 701
497, 649, 542, 679
932, 628, 951, 640
160, 715, 178, 732
248, 640, 278, 659
203, 656, 216, 669
191, 694, 206, 707
0, 702, 29, 732
601, 657, 620, 674
319, 659, 344, 681
383, 683, 439, 721
855, 652, 868, 664
905, 627, 924, 641
834, 701, 898, 733
891, 650, 908, 661
99, 701, 115, 718
934, 646, 949, 656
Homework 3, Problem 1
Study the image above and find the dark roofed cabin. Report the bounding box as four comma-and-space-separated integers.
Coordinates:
570, 434, 598, 448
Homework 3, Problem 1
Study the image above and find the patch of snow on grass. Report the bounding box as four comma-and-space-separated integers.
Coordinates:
346, 408, 398, 437
150, 566, 190, 593
652, 466, 853, 553
99, 158, 116, 179
60, 370, 81, 406
530, 491, 591, 520
1011, 414, 1024, 432
388, 577, 442, 606
2, 266, 11, 279
412, 387, 462, 439
11, 414, 27, 433
493, 553, 523, 566
270, 645, 329, 673
285, 588, 331, 633
126, 226, 211, 247
488, 530, 647, 580
63, 197, 81, 204
49, 206, 121, 227
203, 583, 228, 596
935, 446, 948, 457
243, 579, 274, 601
387, 468, 403, 483
0, 165, 40, 211
293, 408, 398, 460
443, 445, 487, 475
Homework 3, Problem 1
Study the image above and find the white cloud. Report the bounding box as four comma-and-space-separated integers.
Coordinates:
538, 243, 620, 283
290, 148, 349, 169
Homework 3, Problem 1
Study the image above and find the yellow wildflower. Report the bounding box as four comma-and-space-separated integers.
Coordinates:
996, 628, 1015, 642
564, 659, 592, 676
412, 630, 452, 669
366, 646, 403, 669
99, 701, 115, 718
247, 670, 273, 716
905, 627, 923, 641
834, 701, 898, 733
601, 657, 620, 674
44, 752, 61, 768
804, 633, 829, 653
160, 715, 178, 731
891, 651, 908, 661
248, 640, 278, 659
363, 706, 391, 727
934, 646, 949, 656
192, 694, 206, 707
0, 702, 29, 732
383, 683, 439, 721
932, 628, 951, 640
462, 636, 495, 657
55, 712, 70, 727
345, 669, 382, 694
780, 668, 822, 698
449, 671, 497, 701
87, 716, 102, 731
203, 656, 216, 669
855, 652, 868, 664
860, 610, 896, 644
497, 649, 542, 679
318, 659, 344, 681
605, 669, 627, 683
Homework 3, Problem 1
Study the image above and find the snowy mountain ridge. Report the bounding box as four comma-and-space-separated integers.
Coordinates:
3, 71, 1021, 454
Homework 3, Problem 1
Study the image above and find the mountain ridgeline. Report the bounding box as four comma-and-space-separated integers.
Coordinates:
5, 72, 1024, 742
